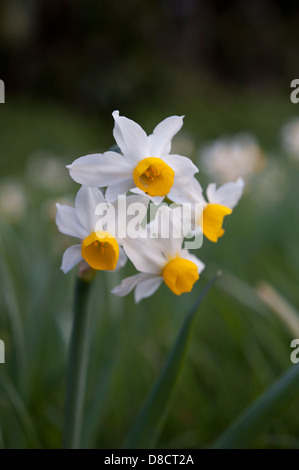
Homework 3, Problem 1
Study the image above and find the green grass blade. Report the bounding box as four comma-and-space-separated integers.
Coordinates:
0, 372, 41, 448
63, 277, 93, 449
0, 230, 27, 392
213, 364, 299, 449
82, 358, 115, 448
124, 273, 220, 449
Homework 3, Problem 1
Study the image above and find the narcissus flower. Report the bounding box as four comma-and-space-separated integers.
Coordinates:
56, 186, 148, 273
170, 177, 244, 242
67, 111, 199, 202
111, 206, 205, 303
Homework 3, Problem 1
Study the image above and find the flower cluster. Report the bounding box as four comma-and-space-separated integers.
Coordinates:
56, 112, 244, 302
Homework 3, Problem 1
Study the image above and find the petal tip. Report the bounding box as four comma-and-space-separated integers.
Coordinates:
60, 265, 67, 274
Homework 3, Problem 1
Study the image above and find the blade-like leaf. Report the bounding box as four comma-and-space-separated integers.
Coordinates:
213, 364, 299, 449
0, 229, 27, 392
0, 372, 41, 448
82, 357, 116, 448
124, 273, 221, 449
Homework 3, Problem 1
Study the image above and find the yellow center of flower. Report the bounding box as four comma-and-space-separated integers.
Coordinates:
162, 258, 199, 295
133, 157, 175, 197
201, 204, 232, 242
81, 231, 119, 271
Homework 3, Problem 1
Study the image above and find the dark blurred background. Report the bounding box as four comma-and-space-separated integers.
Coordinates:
1, 0, 298, 111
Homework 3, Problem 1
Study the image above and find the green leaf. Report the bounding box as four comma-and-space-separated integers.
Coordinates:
82, 357, 116, 448
0, 227, 27, 392
0, 372, 41, 448
124, 273, 220, 449
213, 364, 299, 449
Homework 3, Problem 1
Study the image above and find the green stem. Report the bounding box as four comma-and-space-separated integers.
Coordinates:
63, 277, 93, 449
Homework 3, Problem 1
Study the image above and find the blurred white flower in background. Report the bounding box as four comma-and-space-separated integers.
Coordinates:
26, 152, 72, 191
199, 134, 265, 184
171, 133, 195, 157
251, 159, 288, 205
0, 179, 26, 222
281, 118, 299, 160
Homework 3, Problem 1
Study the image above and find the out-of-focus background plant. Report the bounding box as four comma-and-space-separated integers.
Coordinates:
0, 0, 299, 449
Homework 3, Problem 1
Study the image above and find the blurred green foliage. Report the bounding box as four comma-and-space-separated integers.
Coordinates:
0, 88, 299, 448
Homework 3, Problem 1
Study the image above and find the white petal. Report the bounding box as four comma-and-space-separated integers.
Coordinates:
67, 154, 101, 186
75, 186, 106, 234
206, 183, 216, 202
67, 152, 133, 187
61, 245, 82, 273
115, 194, 150, 239
113, 247, 127, 272
124, 193, 151, 207
206, 177, 245, 209
105, 177, 135, 202
180, 250, 205, 274
122, 237, 166, 274
130, 187, 165, 203
56, 204, 87, 239
149, 115, 184, 157
112, 110, 149, 163
134, 276, 163, 303
111, 272, 154, 297
149, 205, 184, 256
163, 154, 199, 181
168, 177, 204, 204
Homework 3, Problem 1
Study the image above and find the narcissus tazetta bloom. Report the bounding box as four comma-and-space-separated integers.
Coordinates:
111, 206, 205, 303
170, 177, 244, 242
56, 186, 148, 273
67, 111, 199, 202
